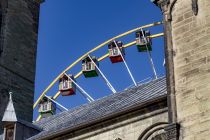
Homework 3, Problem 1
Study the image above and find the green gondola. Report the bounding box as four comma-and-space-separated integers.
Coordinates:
83, 70, 99, 78
82, 56, 99, 78
136, 30, 152, 52
38, 96, 56, 119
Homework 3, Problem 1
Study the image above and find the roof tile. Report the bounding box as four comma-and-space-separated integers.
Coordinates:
29, 77, 167, 140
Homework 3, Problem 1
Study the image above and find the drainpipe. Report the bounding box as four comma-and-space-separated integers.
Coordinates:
150, 0, 179, 139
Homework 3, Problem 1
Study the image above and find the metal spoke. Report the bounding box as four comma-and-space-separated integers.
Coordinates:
45, 95, 68, 111
140, 28, 158, 79
113, 40, 137, 86
64, 73, 94, 102
88, 55, 117, 94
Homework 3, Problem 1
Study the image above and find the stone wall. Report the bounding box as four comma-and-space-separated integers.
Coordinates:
0, 0, 40, 134
171, 0, 210, 139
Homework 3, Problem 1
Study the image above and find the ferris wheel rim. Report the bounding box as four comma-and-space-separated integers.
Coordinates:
33, 21, 163, 109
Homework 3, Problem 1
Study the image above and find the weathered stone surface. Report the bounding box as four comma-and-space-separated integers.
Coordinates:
61, 106, 168, 140
164, 123, 180, 140
0, 0, 40, 134
171, 0, 210, 139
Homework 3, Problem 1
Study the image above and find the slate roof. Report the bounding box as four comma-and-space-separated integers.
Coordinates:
18, 119, 42, 132
28, 77, 167, 140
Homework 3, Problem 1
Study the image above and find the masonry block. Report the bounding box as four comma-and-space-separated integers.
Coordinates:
171, 0, 210, 139
0, 0, 41, 134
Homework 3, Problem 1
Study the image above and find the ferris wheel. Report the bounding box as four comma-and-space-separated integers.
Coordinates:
34, 21, 164, 121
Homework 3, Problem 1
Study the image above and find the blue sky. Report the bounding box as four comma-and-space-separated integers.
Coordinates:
34, 0, 164, 119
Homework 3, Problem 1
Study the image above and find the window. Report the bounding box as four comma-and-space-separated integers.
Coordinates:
63, 80, 68, 89
86, 62, 92, 70
45, 103, 48, 110
59, 79, 70, 90
5, 125, 15, 140
136, 37, 149, 46
112, 48, 120, 56
43, 102, 50, 112
83, 62, 94, 71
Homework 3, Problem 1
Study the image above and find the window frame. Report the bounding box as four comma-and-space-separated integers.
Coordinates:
4, 123, 15, 140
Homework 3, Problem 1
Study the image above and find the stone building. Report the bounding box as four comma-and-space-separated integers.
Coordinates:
158, 0, 210, 139
0, 0, 41, 134
0, 0, 210, 140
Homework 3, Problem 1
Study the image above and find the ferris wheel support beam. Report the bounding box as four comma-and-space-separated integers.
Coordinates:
53, 91, 61, 100
35, 32, 164, 122
51, 33, 164, 100
68, 33, 164, 83
140, 28, 158, 79
88, 55, 117, 94
36, 115, 42, 121
35, 33, 164, 108
33, 22, 163, 109
64, 73, 95, 102
45, 95, 68, 111
114, 40, 137, 86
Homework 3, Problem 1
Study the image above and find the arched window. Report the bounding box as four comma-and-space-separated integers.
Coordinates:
151, 133, 166, 140
138, 122, 168, 140
4, 124, 15, 140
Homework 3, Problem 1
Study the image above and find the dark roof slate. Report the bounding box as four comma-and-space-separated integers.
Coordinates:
18, 119, 42, 132
29, 77, 167, 140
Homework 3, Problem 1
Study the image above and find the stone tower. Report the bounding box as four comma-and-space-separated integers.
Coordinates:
153, 0, 210, 139
0, 0, 42, 134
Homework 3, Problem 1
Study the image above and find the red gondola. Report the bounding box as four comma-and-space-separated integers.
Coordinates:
59, 74, 76, 96
108, 41, 125, 63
